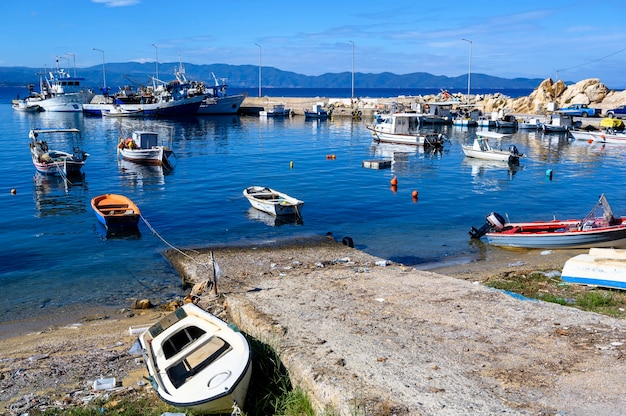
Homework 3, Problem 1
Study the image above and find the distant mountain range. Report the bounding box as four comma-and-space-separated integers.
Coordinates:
0, 62, 546, 91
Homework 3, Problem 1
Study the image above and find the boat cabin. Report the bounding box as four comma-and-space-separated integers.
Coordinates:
132, 131, 159, 149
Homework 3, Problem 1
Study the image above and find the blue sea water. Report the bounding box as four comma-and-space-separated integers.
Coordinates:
1, 86, 625, 334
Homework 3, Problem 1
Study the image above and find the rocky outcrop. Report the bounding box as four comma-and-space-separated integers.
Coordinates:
481, 78, 623, 115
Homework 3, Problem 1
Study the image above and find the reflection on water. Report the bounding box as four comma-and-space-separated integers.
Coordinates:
246, 207, 303, 227
118, 158, 169, 188
32, 172, 88, 217
93, 221, 142, 240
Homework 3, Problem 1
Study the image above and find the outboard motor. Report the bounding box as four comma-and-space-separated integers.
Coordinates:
469, 212, 507, 239
509, 144, 520, 155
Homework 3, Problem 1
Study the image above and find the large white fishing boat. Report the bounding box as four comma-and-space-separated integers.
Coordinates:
24, 58, 95, 112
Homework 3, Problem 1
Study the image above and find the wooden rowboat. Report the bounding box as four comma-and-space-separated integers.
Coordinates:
91, 194, 140, 229
243, 186, 303, 217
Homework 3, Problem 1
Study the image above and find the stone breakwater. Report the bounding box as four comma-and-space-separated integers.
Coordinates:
242, 78, 626, 118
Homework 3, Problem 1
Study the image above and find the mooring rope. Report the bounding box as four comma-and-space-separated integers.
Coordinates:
140, 214, 212, 269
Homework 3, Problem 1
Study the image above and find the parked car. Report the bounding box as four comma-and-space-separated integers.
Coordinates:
605, 105, 626, 119
557, 104, 601, 117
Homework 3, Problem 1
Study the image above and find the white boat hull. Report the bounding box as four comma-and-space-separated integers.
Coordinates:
28, 91, 95, 112
118, 147, 165, 164
561, 248, 626, 289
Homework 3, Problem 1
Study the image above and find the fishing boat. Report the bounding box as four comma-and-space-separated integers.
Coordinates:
304, 103, 330, 120
91, 193, 141, 229
243, 186, 304, 217
461, 131, 524, 163
29, 128, 89, 177
366, 113, 447, 146
561, 248, 626, 290
117, 131, 174, 167
469, 194, 626, 249
24, 60, 95, 112
83, 66, 206, 117
138, 303, 252, 414
542, 113, 574, 132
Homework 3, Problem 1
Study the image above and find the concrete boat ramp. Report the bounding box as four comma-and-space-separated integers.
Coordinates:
165, 236, 626, 415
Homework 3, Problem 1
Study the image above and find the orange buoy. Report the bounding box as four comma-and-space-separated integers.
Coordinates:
326, 154, 336, 160
411, 190, 418, 198
11, 188, 16, 195
588, 139, 593, 144
390, 176, 398, 186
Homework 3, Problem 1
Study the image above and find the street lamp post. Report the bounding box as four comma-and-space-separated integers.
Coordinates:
92, 48, 107, 91
66, 52, 76, 77
349, 40, 355, 102
152, 44, 159, 80
254, 43, 262, 98
461, 38, 472, 98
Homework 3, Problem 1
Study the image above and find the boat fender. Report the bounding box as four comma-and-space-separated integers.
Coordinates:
342, 236, 354, 248
486, 212, 506, 230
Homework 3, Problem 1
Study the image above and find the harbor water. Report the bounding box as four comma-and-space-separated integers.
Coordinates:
2, 86, 626, 331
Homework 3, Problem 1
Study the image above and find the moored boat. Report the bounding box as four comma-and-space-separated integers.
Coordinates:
461, 131, 524, 163
138, 302, 252, 414
304, 103, 331, 120
117, 131, 174, 167
469, 194, 626, 249
243, 186, 303, 217
29, 128, 89, 177
91, 193, 141, 229
260, 103, 290, 117
366, 112, 447, 146
102, 105, 144, 118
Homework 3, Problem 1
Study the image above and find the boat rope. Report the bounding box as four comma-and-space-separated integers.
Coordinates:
140, 214, 212, 270
56, 163, 73, 186
231, 401, 243, 416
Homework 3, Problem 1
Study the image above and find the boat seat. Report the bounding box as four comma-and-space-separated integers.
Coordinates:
501, 226, 521, 234
99, 204, 129, 209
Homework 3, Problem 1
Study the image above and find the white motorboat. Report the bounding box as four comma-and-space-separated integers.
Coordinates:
461, 131, 524, 163
542, 113, 574, 132
561, 248, 626, 290
102, 105, 144, 117
243, 186, 303, 217
117, 131, 174, 167
138, 303, 252, 414
366, 113, 447, 146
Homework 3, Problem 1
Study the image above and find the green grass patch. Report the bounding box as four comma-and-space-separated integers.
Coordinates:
483, 269, 626, 318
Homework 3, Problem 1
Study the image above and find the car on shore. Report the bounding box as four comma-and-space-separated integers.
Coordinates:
605, 105, 626, 119
557, 104, 601, 117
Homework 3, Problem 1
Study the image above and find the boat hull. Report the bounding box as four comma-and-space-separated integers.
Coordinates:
487, 222, 626, 249
118, 147, 168, 165
561, 248, 626, 289
29, 92, 95, 112
83, 94, 204, 117
197, 94, 246, 115
461, 147, 519, 162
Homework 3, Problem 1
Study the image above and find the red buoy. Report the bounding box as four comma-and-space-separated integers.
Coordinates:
390, 176, 398, 186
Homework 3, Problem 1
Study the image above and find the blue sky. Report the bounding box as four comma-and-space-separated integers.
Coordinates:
2, 1, 625, 88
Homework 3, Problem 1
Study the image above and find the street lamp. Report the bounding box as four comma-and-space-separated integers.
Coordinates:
66, 52, 76, 77
349, 40, 355, 101
254, 43, 262, 98
461, 38, 472, 98
152, 44, 159, 80
92, 48, 107, 92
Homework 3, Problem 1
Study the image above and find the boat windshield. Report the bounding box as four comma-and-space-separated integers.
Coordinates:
581, 193, 620, 226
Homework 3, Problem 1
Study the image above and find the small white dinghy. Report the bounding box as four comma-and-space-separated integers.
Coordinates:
561, 248, 626, 290
243, 186, 304, 217
138, 303, 252, 414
